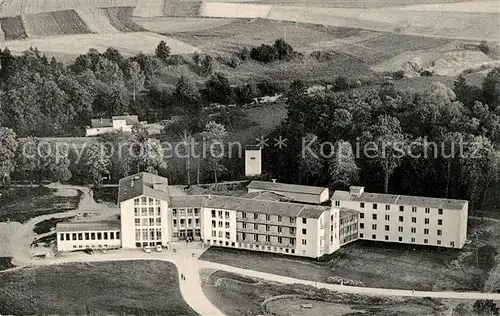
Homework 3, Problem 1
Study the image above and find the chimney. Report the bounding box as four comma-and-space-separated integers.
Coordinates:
271, 179, 276, 183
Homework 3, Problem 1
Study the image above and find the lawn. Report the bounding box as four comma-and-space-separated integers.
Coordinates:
0, 260, 197, 315
200, 268, 451, 316
0, 186, 81, 223
92, 187, 118, 204
200, 218, 497, 291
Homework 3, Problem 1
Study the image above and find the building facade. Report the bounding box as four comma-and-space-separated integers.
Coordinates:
85, 115, 146, 137
57, 173, 468, 257
332, 186, 468, 249
245, 145, 262, 177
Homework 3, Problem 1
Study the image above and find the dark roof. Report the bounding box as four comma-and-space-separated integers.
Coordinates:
118, 172, 170, 203
241, 191, 290, 202
332, 190, 467, 210
169, 195, 329, 219
339, 208, 360, 218
112, 115, 139, 125
56, 221, 121, 232
247, 180, 327, 195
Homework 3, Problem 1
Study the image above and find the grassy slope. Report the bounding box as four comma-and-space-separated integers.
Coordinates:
0, 186, 81, 223
22, 10, 92, 38
0, 261, 197, 315
201, 268, 449, 316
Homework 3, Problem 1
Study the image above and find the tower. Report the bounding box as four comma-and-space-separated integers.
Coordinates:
245, 145, 262, 177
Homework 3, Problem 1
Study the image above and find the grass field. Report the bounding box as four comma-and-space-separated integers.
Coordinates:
201, 268, 451, 316
200, 218, 498, 291
0, 186, 80, 223
33, 216, 75, 235
0, 261, 196, 315
22, 10, 92, 38
0, 257, 14, 271
92, 187, 118, 204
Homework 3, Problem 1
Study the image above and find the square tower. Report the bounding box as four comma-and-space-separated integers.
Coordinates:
245, 145, 262, 177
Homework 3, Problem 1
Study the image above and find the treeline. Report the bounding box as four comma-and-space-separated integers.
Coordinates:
263, 68, 500, 213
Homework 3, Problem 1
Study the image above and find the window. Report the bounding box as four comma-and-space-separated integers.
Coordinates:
335, 200, 340, 206
385, 215, 390, 221
254, 223, 258, 230
156, 217, 161, 225
360, 213, 365, 219
149, 207, 154, 216
290, 218, 295, 224
149, 218, 155, 226
437, 230, 442, 236
211, 210, 216, 217
242, 233, 246, 240
399, 216, 404, 222
438, 208, 443, 215
65, 233, 70, 240
373, 203, 378, 209
385, 235, 389, 241
250, 157, 255, 160
59, 233, 64, 241
218, 211, 223, 218
372, 234, 376, 239
399, 206, 404, 212
219, 231, 223, 238
411, 217, 417, 223
424, 229, 429, 235
110, 232, 115, 240
173, 209, 177, 216
242, 212, 247, 219
302, 228, 307, 235
85, 233, 89, 240
265, 214, 270, 221
266, 235, 270, 242
242, 222, 247, 229
411, 237, 416, 243
90, 233, 95, 240
254, 213, 258, 220
398, 236, 403, 242
278, 237, 283, 244
187, 209, 193, 216
302, 239, 307, 245
278, 226, 282, 233
385, 205, 390, 211
411, 227, 416, 233
412, 207, 417, 213
398, 226, 403, 232
135, 218, 140, 226
134, 207, 139, 216
424, 239, 428, 244
372, 224, 377, 230
225, 211, 230, 219
360, 202, 365, 208
265, 225, 270, 231
97, 233, 102, 240
385, 225, 389, 231
134, 198, 140, 205
372, 214, 377, 220
278, 215, 282, 222
212, 231, 216, 237
438, 219, 443, 225
103, 232, 108, 240
360, 233, 364, 238
226, 232, 230, 239
302, 218, 307, 224
425, 208, 430, 213
360, 223, 364, 229
72, 233, 77, 240
226, 222, 230, 229
437, 240, 442, 245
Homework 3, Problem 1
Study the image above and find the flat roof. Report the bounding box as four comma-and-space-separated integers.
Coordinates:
56, 221, 121, 233
118, 172, 170, 203
332, 190, 467, 210
169, 195, 329, 219
241, 191, 291, 202
247, 180, 327, 196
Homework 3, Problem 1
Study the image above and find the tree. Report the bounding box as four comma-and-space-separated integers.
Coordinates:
203, 73, 233, 105
200, 121, 228, 183
329, 140, 359, 188
299, 133, 323, 184
102, 47, 125, 68
0, 127, 18, 184
482, 67, 500, 109
364, 115, 406, 193
155, 41, 171, 63
472, 300, 499, 316
137, 138, 167, 174
84, 143, 111, 188
274, 38, 294, 61
201, 55, 213, 76
125, 61, 145, 104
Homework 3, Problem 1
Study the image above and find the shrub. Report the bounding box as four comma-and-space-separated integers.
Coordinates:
250, 38, 295, 63
393, 70, 406, 80
478, 41, 490, 55
240, 47, 251, 61
229, 56, 241, 68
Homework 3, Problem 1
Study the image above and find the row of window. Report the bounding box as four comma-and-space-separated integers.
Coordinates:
238, 233, 296, 245
134, 206, 161, 217
359, 233, 455, 246
135, 217, 161, 227
360, 213, 443, 225
212, 210, 231, 219
134, 197, 161, 206
239, 223, 297, 234
135, 228, 161, 241
212, 220, 231, 229
359, 224, 443, 235
172, 208, 200, 217
174, 218, 200, 228
240, 212, 298, 224
359, 201, 444, 214
212, 231, 231, 239
172, 230, 201, 238
71, 244, 113, 249
60, 231, 120, 241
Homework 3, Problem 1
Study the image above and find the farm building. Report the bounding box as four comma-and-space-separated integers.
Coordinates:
85, 115, 146, 136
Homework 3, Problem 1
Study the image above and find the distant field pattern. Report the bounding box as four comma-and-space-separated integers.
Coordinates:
22, 10, 92, 38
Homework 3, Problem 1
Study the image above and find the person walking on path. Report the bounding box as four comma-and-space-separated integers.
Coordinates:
181, 273, 184, 280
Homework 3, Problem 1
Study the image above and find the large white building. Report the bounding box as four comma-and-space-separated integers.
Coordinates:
56, 173, 469, 258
